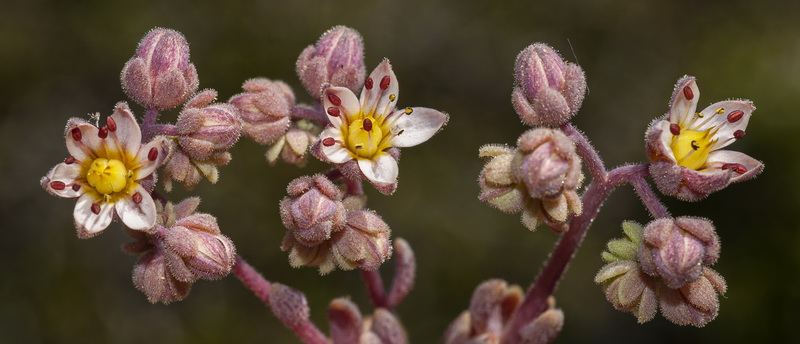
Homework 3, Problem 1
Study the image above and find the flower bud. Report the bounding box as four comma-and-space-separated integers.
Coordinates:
330, 210, 392, 271
478, 144, 526, 214
520, 307, 564, 344
177, 102, 242, 161
367, 308, 408, 344
266, 119, 320, 167
132, 249, 192, 304
638, 217, 720, 288
512, 43, 586, 127
296, 26, 366, 96
269, 283, 311, 327
386, 238, 416, 308
328, 298, 363, 344
279, 174, 347, 247
515, 128, 581, 199
161, 214, 236, 280
121, 28, 199, 110
163, 140, 232, 191
229, 78, 293, 145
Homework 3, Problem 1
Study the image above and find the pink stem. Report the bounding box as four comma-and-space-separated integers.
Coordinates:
562, 123, 606, 180
141, 108, 160, 142
629, 169, 670, 219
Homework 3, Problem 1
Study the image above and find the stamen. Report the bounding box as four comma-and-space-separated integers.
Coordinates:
683, 86, 694, 100
322, 137, 336, 146
50, 181, 66, 190
727, 110, 744, 123
389, 94, 396, 102
148, 147, 158, 161
734, 130, 745, 139
98, 127, 108, 139
132, 192, 143, 204
722, 163, 747, 174
380, 75, 390, 90
107, 117, 117, 132
327, 92, 342, 106
715, 108, 725, 114
363, 118, 373, 131
404, 107, 413, 115
91, 203, 101, 215
669, 123, 681, 135
71, 128, 82, 141
694, 112, 704, 118
365, 77, 373, 90
72, 184, 81, 191
65, 156, 77, 164
327, 107, 340, 117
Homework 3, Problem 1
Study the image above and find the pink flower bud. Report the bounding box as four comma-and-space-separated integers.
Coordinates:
478, 144, 526, 214
162, 214, 237, 281
367, 308, 408, 344
269, 283, 311, 327
328, 298, 363, 344
296, 26, 366, 96
177, 103, 242, 161
162, 140, 232, 191
512, 43, 586, 127
132, 249, 192, 304
638, 217, 720, 288
229, 78, 294, 145
280, 175, 347, 247
266, 119, 320, 167
121, 28, 199, 110
516, 128, 581, 199
330, 210, 392, 271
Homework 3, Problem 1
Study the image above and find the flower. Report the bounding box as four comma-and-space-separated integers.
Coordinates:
646, 76, 763, 201
41, 102, 169, 238
315, 59, 448, 193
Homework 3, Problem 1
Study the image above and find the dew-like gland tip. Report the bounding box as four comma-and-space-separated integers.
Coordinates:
65, 156, 77, 164
148, 147, 158, 161
669, 123, 681, 135
50, 181, 66, 190
727, 110, 744, 123
363, 118, 373, 131
107, 117, 117, 132
327, 107, 341, 117
683, 86, 694, 100
322, 137, 336, 146
71, 128, 82, 141
328, 92, 342, 106
91, 203, 101, 215
365, 77, 373, 90
132, 192, 143, 204
380, 75, 390, 90
733, 130, 745, 140
98, 127, 109, 139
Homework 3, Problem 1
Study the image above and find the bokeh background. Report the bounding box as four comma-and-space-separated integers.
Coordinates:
2, 0, 798, 343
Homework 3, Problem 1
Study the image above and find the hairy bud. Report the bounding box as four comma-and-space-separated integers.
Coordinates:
638, 217, 720, 288
266, 118, 320, 167
121, 28, 199, 110
516, 128, 581, 199
296, 26, 366, 96
176, 101, 242, 161
229, 78, 293, 145
512, 43, 586, 127
280, 174, 347, 247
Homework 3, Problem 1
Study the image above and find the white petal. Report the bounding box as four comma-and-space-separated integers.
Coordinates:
66, 123, 102, 162
134, 136, 170, 179
319, 128, 352, 164
110, 102, 142, 154
705, 150, 763, 183
116, 185, 157, 231
322, 87, 360, 128
655, 120, 677, 163
390, 107, 448, 148
669, 76, 699, 127
695, 100, 755, 150
360, 59, 399, 119
358, 154, 398, 184
74, 194, 114, 237
42, 162, 84, 198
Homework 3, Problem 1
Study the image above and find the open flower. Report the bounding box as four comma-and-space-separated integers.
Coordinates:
646, 76, 763, 201
41, 102, 169, 238
314, 59, 448, 194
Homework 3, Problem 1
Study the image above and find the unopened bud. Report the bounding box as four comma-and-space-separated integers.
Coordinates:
386, 238, 416, 308
163, 140, 232, 191
328, 298, 363, 344
266, 118, 320, 167
121, 28, 199, 110
162, 214, 236, 280
520, 308, 564, 344
280, 175, 347, 247
177, 103, 242, 161
230, 78, 294, 145
132, 249, 192, 304
269, 283, 311, 327
296, 26, 366, 96
369, 308, 408, 344
515, 128, 581, 199
330, 210, 392, 271
512, 43, 586, 127
478, 144, 526, 214
638, 217, 720, 288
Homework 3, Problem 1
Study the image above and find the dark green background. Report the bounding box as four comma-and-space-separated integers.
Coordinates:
2, 0, 796, 343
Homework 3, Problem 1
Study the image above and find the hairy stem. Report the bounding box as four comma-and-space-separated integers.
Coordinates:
232, 256, 330, 344
141, 108, 160, 142
562, 123, 606, 180
629, 168, 670, 218
500, 164, 648, 343
147, 124, 180, 137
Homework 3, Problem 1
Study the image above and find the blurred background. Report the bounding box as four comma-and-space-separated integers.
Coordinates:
2, 0, 798, 343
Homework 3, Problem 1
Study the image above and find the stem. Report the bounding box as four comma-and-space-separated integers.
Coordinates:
629, 168, 670, 218
500, 164, 648, 344
562, 123, 606, 181
291, 105, 329, 123
232, 256, 330, 344
141, 108, 160, 142
147, 124, 180, 137
360, 270, 388, 308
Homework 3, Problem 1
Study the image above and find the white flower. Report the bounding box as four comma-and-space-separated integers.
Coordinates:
42, 102, 169, 238
317, 59, 448, 192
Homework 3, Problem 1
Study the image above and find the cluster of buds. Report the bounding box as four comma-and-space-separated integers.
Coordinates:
443, 280, 564, 344
512, 43, 587, 127
121, 28, 199, 110
279, 174, 392, 274
163, 90, 243, 190
124, 197, 236, 304
479, 128, 582, 232
595, 220, 726, 326
296, 25, 366, 97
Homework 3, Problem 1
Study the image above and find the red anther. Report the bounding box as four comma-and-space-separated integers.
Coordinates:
363, 118, 373, 131
322, 137, 336, 146
669, 123, 681, 135
327, 92, 342, 106
91, 203, 101, 215
380, 75, 390, 90
734, 130, 746, 140
727, 110, 744, 123
365, 77, 373, 90
722, 163, 747, 174
98, 127, 109, 139
327, 107, 341, 117
71, 128, 82, 141
64, 156, 77, 164
72, 184, 81, 192
50, 181, 66, 190
106, 117, 117, 132
132, 192, 143, 204
148, 147, 158, 161
683, 86, 694, 100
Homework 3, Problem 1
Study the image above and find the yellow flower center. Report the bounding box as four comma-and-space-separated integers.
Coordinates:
86, 158, 131, 195
671, 129, 715, 170
347, 117, 384, 159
